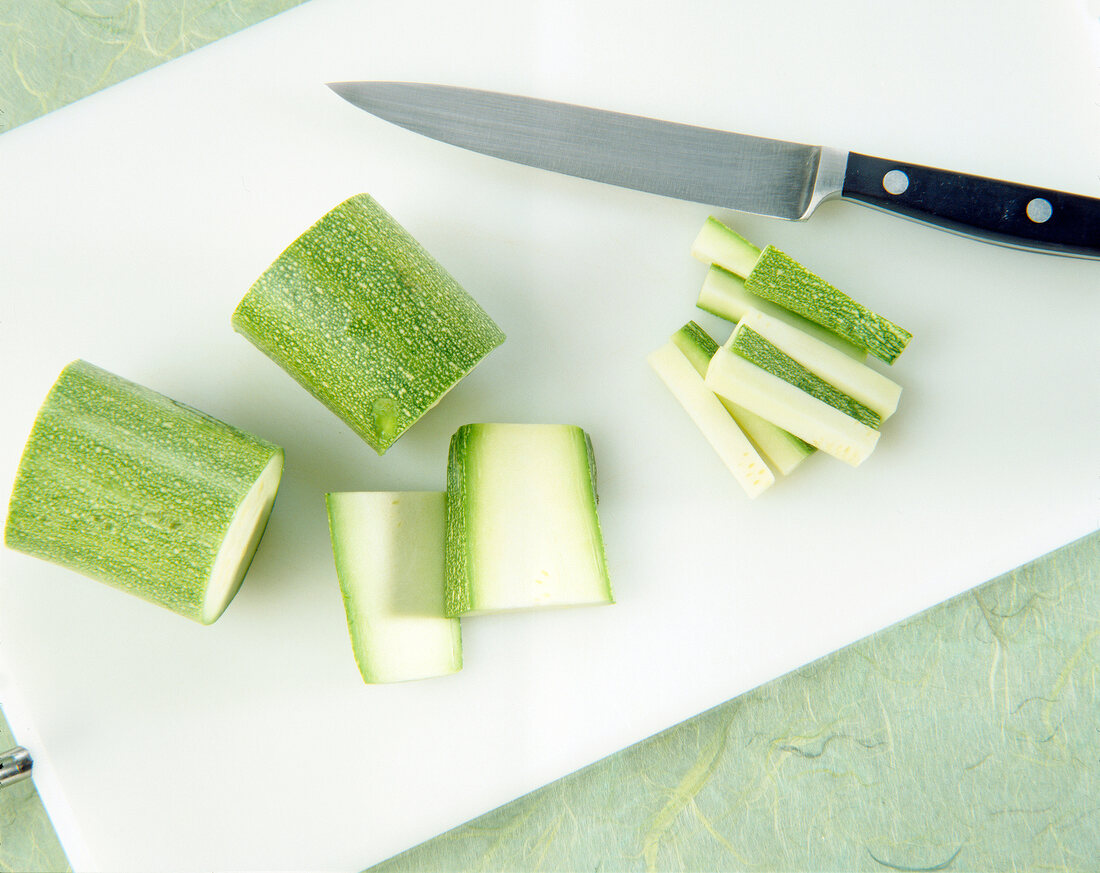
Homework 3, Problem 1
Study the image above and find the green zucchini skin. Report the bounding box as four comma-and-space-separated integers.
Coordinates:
444, 424, 476, 617
672, 320, 720, 371
4, 360, 284, 624
232, 194, 506, 454
745, 246, 912, 364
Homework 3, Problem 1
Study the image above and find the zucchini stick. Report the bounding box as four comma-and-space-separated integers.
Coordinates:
705, 348, 880, 467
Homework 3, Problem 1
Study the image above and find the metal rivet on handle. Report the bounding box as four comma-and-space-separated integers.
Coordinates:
0, 746, 33, 789
882, 170, 909, 195
1026, 198, 1053, 223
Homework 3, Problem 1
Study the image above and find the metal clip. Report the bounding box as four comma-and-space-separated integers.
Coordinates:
0, 746, 33, 788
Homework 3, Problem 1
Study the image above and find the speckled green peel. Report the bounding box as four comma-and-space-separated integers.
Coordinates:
729, 325, 882, 428
4, 360, 284, 624
745, 246, 912, 364
670, 320, 720, 372
232, 194, 506, 454
697, 265, 867, 360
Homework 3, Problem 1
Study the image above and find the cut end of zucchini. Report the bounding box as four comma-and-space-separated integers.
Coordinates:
201, 452, 284, 624
690, 217, 762, 277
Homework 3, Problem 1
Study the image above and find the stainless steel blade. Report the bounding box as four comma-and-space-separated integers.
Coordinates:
327, 82, 847, 220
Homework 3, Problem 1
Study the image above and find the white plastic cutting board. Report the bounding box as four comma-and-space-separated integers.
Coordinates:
1, 1, 1097, 870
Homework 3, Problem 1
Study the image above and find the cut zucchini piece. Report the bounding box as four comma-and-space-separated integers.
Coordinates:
233, 194, 506, 454
326, 492, 461, 683
698, 266, 866, 360
670, 322, 813, 476
669, 319, 720, 375
728, 325, 882, 429
649, 342, 774, 497
745, 245, 912, 364
705, 348, 880, 467
733, 308, 902, 420
690, 216, 762, 277
4, 360, 284, 624
445, 423, 613, 617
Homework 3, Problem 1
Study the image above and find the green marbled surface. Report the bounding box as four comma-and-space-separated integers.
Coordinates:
0, 0, 307, 133
370, 528, 1100, 873
0, 710, 69, 873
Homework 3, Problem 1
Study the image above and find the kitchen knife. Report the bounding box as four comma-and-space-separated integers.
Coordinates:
328, 81, 1100, 260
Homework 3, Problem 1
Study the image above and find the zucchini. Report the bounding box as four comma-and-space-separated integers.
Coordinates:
669, 322, 813, 476
745, 245, 911, 364
4, 360, 284, 624
648, 342, 775, 497
690, 216, 912, 363
691, 216, 762, 276
705, 348, 880, 467
732, 308, 902, 420
697, 266, 865, 360
232, 194, 506, 454
444, 423, 613, 616
326, 491, 461, 683
727, 325, 882, 429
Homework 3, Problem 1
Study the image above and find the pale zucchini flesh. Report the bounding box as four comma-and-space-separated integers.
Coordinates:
745, 245, 912, 364
705, 348, 880, 467
4, 360, 285, 624
698, 266, 866, 360
326, 491, 461, 683
232, 194, 506, 454
728, 325, 881, 429
733, 308, 902, 420
203, 454, 284, 623
669, 322, 814, 476
445, 423, 613, 617
690, 216, 762, 277
649, 342, 774, 497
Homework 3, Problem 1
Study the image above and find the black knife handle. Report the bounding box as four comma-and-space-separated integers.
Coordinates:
841, 152, 1100, 259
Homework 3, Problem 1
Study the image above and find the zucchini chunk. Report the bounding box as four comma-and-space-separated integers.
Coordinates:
444, 424, 613, 617
233, 194, 506, 454
4, 360, 284, 624
326, 492, 461, 683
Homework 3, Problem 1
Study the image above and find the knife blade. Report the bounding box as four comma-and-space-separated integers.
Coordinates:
328, 81, 1100, 260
